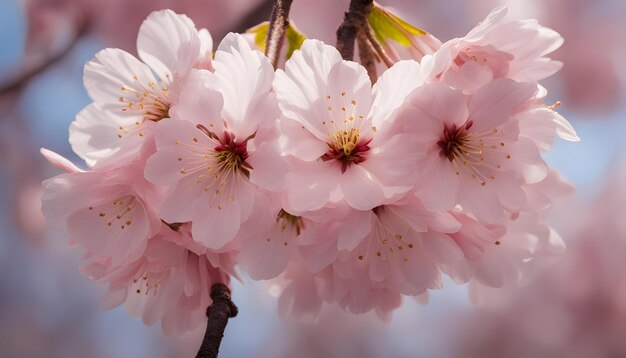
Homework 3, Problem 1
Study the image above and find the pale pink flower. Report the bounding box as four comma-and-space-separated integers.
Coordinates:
442, 210, 506, 282
41, 150, 161, 265
275, 40, 422, 213
455, 212, 564, 292
522, 168, 575, 212
81, 225, 236, 336
424, 6, 564, 90
448, 168, 626, 358
398, 77, 577, 223
274, 261, 402, 322
70, 9, 212, 167
276, 261, 326, 323
236, 193, 306, 280
144, 33, 287, 250
330, 270, 403, 321
331, 195, 463, 296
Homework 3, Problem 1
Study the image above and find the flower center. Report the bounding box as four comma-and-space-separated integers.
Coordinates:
356, 206, 415, 263
90, 195, 137, 230
197, 124, 254, 177
437, 120, 511, 186
322, 128, 372, 173
132, 266, 172, 295
277, 209, 304, 236
438, 121, 472, 162
454, 45, 513, 78
119, 76, 171, 122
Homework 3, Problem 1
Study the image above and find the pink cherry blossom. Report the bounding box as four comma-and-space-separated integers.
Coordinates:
448, 167, 626, 358
34, 4, 582, 336
69, 9, 212, 167
458, 212, 564, 292
399, 76, 578, 223
236, 193, 306, 280
274, 261, 402, 322
144, 33, 287, 250
42, 151, 161, 265
330, 196, 462, 296
275, 260, 326, 323
81, 225, 237, 336
423, 6, 564, 89
275, 39, 422, 213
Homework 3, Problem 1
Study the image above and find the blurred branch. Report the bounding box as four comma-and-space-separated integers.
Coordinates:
196, 284, 239, 358
358, 31, 377, 83
0, 16, 90, 96
265, 0, 294, 68
336, 0, 374, 60
364, 23, 394, 68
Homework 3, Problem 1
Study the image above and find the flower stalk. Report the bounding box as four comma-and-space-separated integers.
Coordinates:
265, 0, 295, 68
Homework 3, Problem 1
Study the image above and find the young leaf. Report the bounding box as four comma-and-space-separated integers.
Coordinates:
246, 21, 306, 59
368, 3, 428, 47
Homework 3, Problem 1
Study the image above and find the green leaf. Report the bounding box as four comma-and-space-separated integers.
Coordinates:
247, 22, 270, 53
285, 24, 306, 59
368, 4, 428, 47
246, 21, 306, 59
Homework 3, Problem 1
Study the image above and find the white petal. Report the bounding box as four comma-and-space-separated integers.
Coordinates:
371, 60, 424, 127
137, 9, 201, 77
69, 103, 151, 167
40, 148, 85, 173
84, 48, 158, 107
213, 33, 275, 136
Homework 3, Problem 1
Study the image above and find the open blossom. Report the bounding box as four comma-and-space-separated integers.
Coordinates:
81, 226, 236, 336
42, 150, 161, 265
37, 4, 581, 333
424, 6, 563, 89
274, 261, 403, 323
398, 76, 578, 223
236, 193, 306, 280
331, 196, 464, 296
144, 33, 287, 250
70, 9, 213, 167
274, 39, 422, 213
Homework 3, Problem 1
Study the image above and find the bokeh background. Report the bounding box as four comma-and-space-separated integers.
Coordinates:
1, 0, 625, 357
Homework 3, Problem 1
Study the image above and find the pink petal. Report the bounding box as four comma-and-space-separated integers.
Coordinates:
468, 79, 537, 132
248, 142, 289, 191
337, 210, 374, 251
340, 165, 386, 210
213, 33, 275, 136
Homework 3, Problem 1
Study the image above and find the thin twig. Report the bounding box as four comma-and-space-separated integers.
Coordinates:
336, 0, 374, 60
0, 17, 90, 96
265, 0, 294, 68
196, 284, 239, 358
364, 22, 394, 68
357, 31, 377, 83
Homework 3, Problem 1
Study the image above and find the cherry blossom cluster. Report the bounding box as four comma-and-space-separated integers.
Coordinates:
42, 7, 579, 335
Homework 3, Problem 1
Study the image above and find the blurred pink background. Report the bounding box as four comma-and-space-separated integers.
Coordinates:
1, 0, 625, 356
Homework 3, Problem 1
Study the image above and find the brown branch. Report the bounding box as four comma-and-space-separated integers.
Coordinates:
196, 283, 239, 358
265, 0, 294, 68
364, 23, 394, 68
0, 17, 90, 96
336, 0, 374, 61
358, 31, 377, 83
